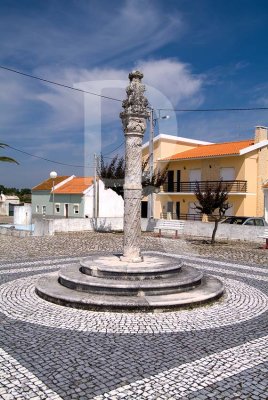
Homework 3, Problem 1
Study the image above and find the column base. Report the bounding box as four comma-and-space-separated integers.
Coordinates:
120, 254, 144, 263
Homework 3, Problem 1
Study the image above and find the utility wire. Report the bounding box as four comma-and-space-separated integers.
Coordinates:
6, 144, 94, 169
102, 141, 124, 156
158, 106, 268, 112
0, 65, 122, 103
1, 65, 268, 113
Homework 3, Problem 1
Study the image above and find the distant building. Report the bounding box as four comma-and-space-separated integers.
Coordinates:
0, 192, 20, 216
142, 126, 268, 221
31, 175, 124, 218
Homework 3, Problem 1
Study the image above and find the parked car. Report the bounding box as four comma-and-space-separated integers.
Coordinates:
221, 216, 267, 226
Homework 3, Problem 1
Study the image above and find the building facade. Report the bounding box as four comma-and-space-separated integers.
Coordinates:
32, 176, 124, 218
142, 127, 268, 221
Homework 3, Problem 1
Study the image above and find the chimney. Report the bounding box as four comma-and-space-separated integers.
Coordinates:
255, 126, 268, 143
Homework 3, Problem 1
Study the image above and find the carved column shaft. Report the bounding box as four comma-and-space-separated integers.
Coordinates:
120, 71, 148, 262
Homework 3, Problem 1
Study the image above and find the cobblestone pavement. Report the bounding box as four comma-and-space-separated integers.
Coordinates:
0, 231, 268, 266
0, 232, 267, 399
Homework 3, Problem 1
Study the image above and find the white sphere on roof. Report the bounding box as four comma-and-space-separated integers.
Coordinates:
50, 171, 57, 179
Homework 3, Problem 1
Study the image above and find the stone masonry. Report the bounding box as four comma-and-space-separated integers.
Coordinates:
120, 71, 149, 262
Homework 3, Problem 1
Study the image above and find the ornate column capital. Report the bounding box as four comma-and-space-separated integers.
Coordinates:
120, 70, 149, 135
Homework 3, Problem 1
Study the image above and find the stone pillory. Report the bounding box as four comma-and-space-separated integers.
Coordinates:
35, 70, 224, 311
120, 71, 149, 263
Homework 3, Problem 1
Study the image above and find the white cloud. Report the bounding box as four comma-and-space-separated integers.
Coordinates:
137, 59, 204, 108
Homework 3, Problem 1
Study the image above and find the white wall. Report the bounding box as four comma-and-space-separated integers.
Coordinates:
84, 180, 124, 218
32, 216, 267, 242
14, 204, 32, 225
98, 181, 124, 217
84, 186, 94, 217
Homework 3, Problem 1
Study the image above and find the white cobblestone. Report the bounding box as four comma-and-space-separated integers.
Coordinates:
0, 237, 267, 399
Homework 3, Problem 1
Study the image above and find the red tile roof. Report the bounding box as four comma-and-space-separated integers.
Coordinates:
53, 177, 93, 194
32, 176, 70, 191
162, 139, 254, 160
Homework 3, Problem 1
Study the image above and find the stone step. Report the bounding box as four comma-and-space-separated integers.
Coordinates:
58, 265, 203, 296
80, 254, 182, 280
36, 273, 224, 310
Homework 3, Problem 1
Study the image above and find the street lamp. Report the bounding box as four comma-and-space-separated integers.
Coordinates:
148, 109, 170, 219
50, 171, 57, 217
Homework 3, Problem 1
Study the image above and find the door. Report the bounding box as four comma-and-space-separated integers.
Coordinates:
167, 171, 174, 192
64, 204, 69, 218
8, 203, 15, 216
141, 201, 148, 218
167, 201, 173, 219
176, 202, 180, 219
176, 170, 181, 192
189, 169, 201, 192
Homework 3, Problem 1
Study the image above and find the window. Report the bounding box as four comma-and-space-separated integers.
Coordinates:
189, 169, 201, 182
254, 219, 264, 226
73, 204, 79, 214
55, 204, 60, 213
220, 168, 235, 181
36, 205, 40, 213
189, 169, 201, 191
42, 205, 46, 214
244, 219, 254, 226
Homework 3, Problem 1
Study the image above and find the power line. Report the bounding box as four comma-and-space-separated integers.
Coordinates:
6, 144, 94, 169
158, 106, 268, 113
102, 141, 124, 156
0, 65, 122, 103
1, 65, 268, 112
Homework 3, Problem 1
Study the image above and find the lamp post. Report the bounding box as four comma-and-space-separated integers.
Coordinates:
50, 171, 57, 217
148, 109, 170, 219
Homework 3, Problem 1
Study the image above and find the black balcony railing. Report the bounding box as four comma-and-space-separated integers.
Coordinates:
162, 180, 247, 193
160, 212, 202, 221
160, 213, 234, 222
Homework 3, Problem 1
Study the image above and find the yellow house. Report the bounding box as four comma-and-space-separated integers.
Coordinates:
142, 126, 268, 220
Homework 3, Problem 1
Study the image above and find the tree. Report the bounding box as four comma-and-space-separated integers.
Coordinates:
0, 143, 18, 164
98, 155, 125, 197
194, 181, 231, 244
98, 155, 168, 198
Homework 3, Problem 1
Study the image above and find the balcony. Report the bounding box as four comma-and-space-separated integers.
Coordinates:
162, 180, 247, 193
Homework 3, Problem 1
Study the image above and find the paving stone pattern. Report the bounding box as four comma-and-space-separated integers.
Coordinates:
0, 232, 267, 399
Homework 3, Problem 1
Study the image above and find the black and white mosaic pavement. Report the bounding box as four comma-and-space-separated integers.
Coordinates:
0, 251, 267, 399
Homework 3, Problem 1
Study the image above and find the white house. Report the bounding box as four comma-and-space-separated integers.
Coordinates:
32, 176, 124, 218
0, 192, 20, 216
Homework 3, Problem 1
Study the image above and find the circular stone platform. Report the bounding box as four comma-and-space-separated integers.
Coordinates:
36, 254, 224, 311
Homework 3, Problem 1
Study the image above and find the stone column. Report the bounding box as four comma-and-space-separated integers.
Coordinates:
120, 71, 149, 262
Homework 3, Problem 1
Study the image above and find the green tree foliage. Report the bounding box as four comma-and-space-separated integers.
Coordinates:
0, 143, 19, 164
98, 155, 168, 198
194, 181, 231, 244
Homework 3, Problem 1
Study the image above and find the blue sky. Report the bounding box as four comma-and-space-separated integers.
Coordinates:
1, 0, 268, 187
